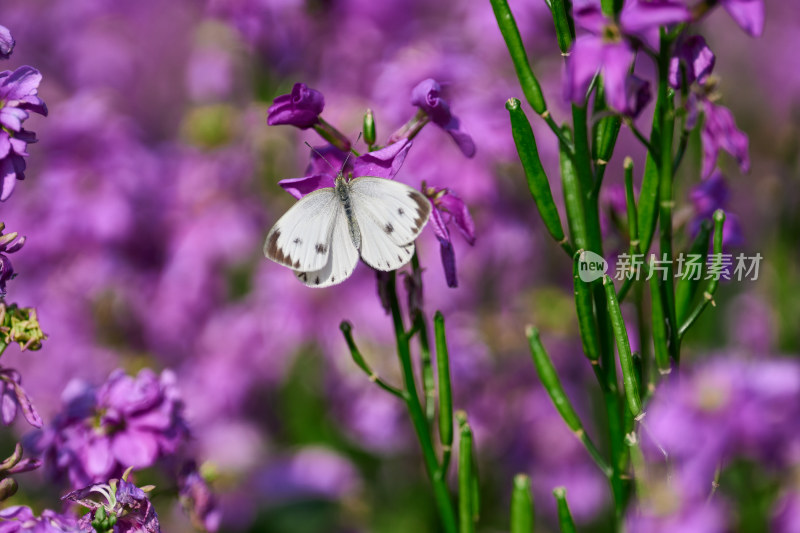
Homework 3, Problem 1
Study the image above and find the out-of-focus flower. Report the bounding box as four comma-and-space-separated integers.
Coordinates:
278, 140, 412, 199
669, 35, 715, 89
772, 489, 800, 533
0, 25, 14, 59
0, 65, 47, 201
0, 224, 24, 295
424, 185, 475, 288
697, 0, 764, 38
0, 505, 84, 532
178, 462, 221, 533
64, 475, 161, 533
267, 82, 324, 129
698, 96, 750, 179
631, 357, 800, 530
564, 0, 689, 113
0, 367, 42, 427
254, 447, 361, 502
32, 369, 189, 487
689, 171, 743, 247
409, 78, 475, 157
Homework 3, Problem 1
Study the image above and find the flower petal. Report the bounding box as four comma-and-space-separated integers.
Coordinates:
352, 139, 412, 179
722, 0, 764, 38
564, 36, 605, 104
278, 173, 336, 199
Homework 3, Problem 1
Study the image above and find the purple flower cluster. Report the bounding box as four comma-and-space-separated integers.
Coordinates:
629, 356, 800, 532
64, 475, 161, 533
32, 369, 189, 488
0, 506, 84, 532
0, 65, 47, 201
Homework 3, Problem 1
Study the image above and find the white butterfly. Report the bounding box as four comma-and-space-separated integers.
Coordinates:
264, 172, 432, 287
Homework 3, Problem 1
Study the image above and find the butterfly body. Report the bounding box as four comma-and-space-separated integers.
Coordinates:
265, 173, 431, 287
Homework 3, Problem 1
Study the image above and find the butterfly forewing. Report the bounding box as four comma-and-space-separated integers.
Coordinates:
264, 188, 339, 272
348, 177, 431, 271
294, 206, 359, 287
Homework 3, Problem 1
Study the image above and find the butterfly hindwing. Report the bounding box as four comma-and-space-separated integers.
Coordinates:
348, 177, 431, 271
294, 205, 359, 287
264, 188, 339, 272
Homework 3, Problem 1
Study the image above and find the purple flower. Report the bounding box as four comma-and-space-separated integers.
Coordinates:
0, 26, 14, 60
64, 476, 161, 533
0, 367, 42, 428
0, 506, 85, 532
410, 79, 475, 157
772, 490, 800, 533
266, 82, 324, 129
689, 96, 750, 178
565, 0, 689, 113
178, 463, 221, 532
424, 186, 475, 288
669, 35, 715, 89
688, 171, 743, 247
278, 140, 412, 199
717, 0, 765, 38
0, 227, 24, 296
32, 369, 189, 487
0, 66, 47, 201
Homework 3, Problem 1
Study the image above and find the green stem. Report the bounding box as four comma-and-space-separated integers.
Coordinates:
434, 311, 455, 476
553, 488, 578, 533
526, 326, 613, 478
387, 272, 457, 533
458, 422, 476, 533
656, 33, 679, 366
603, 276, 643, 418
510, 475, 534, 533
507, 98, 572, 255
340, 321, 404, 398
678, 210, 726, 339
490, 0, 574, 151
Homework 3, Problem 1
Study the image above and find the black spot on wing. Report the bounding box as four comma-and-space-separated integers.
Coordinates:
266, 229, 297, 267
398, 208, 405, 215
293, 238, 302, 244
314, 276, 320, 285
384, 223, 394, 234
315, 243, 327, 254
408, 191, 431, 232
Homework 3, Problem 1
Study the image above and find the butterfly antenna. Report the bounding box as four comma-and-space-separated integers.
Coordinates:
304, 141, 338, 172
339, 132, 363, 173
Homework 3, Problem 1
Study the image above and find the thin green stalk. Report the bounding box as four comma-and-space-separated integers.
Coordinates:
414, 311, 436, 422
459, 422, 476, 533
648, 270, 672, 376
573, 252, 602, 369
625, 431, 648, 499
510, 475, 534, 533
549, 0, 573, 54
559, 127, 589, 251
490, 0, 574, 151
387, 272, 457, 533
434, 311, 455, 476
679, 210, 726, 339
675, 220, 712, 324
340, 321, 404, 398
507, 98, 572, 255
526, 326, 613, 478
624, 157, 639, 255
313, 117, 352, 153
603, 276, 643, 418
572, 105, 603, 253
553, 488, 578, 533
656, 34, 679, 365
